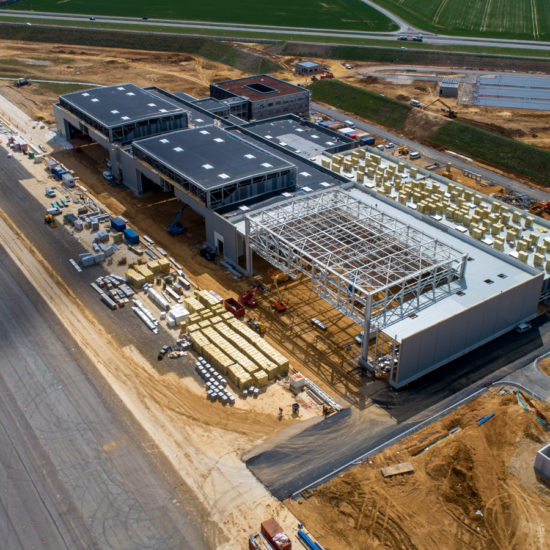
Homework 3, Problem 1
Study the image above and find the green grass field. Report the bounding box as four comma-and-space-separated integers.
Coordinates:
309, 79, 411, 130
7, 0, 396, 31
372, 0, 550, 40
430, 121, 550, 186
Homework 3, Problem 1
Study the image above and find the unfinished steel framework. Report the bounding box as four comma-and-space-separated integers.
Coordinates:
245, 190, 467, 367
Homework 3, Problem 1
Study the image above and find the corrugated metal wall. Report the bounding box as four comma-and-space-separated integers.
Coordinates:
394, 273, 543, 387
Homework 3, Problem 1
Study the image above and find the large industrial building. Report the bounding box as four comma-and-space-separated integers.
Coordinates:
209, 75, 310, 121
54, 77, 547, 388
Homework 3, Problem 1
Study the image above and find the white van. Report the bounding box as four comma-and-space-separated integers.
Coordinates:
409, 151, 421, 160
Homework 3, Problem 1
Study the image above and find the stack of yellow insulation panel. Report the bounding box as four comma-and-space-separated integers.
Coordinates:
196, 289, 221, 308
227, 364, 253, 389
213, 323, 279, 379
125, 268, 146, 288
147, 260, 161, 273
226, 318, 289, 374
185, 296, 205, 313
189, 330, 210, 354
201, 344, 234, 374
134, 264, 154, 283
156, 258, 171, 274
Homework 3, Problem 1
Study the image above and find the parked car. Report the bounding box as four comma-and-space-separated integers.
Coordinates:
516, 322, 532, 334
385, 142, 395, 149
102, 170, 114, 182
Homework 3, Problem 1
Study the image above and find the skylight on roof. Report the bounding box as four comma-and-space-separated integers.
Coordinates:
261, 162, 273, 168
200, 130, 210, 135
265, 135, 273, 139
300, 171, 311, 177
239, 205, 250, 211
160, 138, 170, 144
159, 109, 167, 113
311, 134, 319, 139
218, 173, 229, 179
81, 92, 90, 97
214, 137, 225, 143
195, 118, 204, 123
326, 141, 335, 146
303, 186, 313, 192
173, 147, 184, 152
126, 92, 136, 96
244, 154, 256, 159
91, 98, 99, 102
147, 103, 157, 107
282, 192, 293, 197
296, 128, 304, 132
110, 110, 119, 114
320, 182, 331, 187
121, 116, 130, 120
202, 164, 214, 169
117, 86, 125, 91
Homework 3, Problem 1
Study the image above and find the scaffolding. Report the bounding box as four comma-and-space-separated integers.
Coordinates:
245, 189, 467, 364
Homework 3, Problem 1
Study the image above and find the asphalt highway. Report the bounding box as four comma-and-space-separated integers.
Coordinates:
0, 152, 211, 548
312, 102, 550, 202
2, 10, 550, 51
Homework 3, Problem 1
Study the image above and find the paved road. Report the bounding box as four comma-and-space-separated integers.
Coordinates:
313, 102, 550, 202
2, 10, 550, 51
247, 312, 550, 499
0, 151, 211, 548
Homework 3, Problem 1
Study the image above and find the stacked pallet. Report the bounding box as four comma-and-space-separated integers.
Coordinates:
213, 323, 279, 380
226, 318, 289, 375
125, 268, 146, 288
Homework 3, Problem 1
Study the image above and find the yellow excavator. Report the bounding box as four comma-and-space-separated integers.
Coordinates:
44, 213, 57, 227
423, 98, 457, 118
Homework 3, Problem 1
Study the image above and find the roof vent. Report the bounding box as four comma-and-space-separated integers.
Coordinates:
497, 273, 508, 279
484, 279, 494, 285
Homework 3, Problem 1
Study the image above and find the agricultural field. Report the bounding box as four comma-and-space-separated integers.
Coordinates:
6, 0, 397, 31
373, 0, 550, 40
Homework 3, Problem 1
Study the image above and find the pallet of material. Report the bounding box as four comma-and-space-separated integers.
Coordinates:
134, 264, 154, 283
381, 462, 414, 478
147, 259, 161, 273
227, 364, 253, 389
185, 297, 205, 313
189, 331, 210, 354
196, 289, 221, 308
125, 268, 146, 288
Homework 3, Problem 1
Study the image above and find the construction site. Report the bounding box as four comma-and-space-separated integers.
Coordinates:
1, 38, 550, 550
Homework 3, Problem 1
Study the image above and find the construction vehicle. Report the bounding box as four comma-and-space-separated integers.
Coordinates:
529, 201, 550, 216
423, 98, 457, 118
200, 244, 216, 261
240, 287, 259, 307
44, 213, 57, 227
247, 318, 266, 336
271, 279, 287, 312
167, 207, 186, 235
14, 77, 30, 88
397, 145, 409, 155
320, 72, 334, 79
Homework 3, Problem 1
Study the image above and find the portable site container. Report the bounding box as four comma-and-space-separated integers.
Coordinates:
111, 217, 126, 232
123, 227, 139, 245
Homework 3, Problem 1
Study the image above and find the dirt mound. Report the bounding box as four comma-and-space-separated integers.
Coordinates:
460, 117, 527, 139
360, 76, 379, 85
402, 108, 447, 141
288, 390, 550, 550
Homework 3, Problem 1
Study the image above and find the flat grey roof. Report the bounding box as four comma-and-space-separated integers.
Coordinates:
244, 117, 353, 158
347, 187, 538, 339
60, 84, 185, 128
145, 89, 215, 127
132, 126, 294, 191
296, 61, 321, 68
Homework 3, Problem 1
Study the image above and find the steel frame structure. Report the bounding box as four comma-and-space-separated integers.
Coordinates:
245, 190, 467, 362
